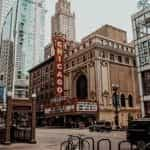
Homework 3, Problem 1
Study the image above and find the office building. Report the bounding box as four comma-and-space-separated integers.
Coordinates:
0, 0, 14, 36
132, 8, 150, 117
12, 0, 46, 97
51, 0, 76, 41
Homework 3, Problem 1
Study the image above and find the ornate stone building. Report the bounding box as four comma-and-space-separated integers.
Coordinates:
30, 25, 141, 127
63, 25, 141, 127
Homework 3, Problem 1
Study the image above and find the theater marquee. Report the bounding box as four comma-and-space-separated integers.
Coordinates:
53, 33, 66, 97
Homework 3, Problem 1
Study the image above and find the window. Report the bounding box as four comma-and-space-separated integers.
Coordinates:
125, 57, 129, 64
102, 51, 105, 58
90, 52, 93, 58
110, 54, 114, 61
46, 67, 48, 72
72, 61, 74, 66
128, 95, 133, 107
83, 43, 86, 48
0, 75, 3, 81
50, 64, 53, 70
83, 56, 86, 62
66, 64, 69, 69
121, 94, 126, 107
133, 59, 136, 66
142, 71, 150, 96
118, 56, 122, 63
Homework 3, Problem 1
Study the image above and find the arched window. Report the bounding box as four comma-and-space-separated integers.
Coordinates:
121, 94, 126, 107
128, 95, 133, 107
76, 75, 88, 99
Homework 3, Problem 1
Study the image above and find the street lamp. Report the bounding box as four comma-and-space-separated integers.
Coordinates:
112, 84, 120, 129
31, 92, 37, 144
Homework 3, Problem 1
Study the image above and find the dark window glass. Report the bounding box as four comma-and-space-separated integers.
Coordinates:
83, 56, 86, 62
125, 57, 129, 64
110, 54, 114, 61
121, 94, 126, 107
133, 59, 136, 66
118, 56, 122, 63
142, 71, 150, 96
128, 95, 133, 107
72, 61, 74, 66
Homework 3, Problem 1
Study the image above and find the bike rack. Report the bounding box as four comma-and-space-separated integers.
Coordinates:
60, 140, 73, 150
97, 138, 112, 150
61, 135, 149, 150
118, 140, 134, 150
83, 137, 95, 150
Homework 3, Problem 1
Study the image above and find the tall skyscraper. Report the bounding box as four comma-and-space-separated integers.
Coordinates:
12, 0, 46, 98
0, 0, 14, 93
0, 0, 46, 98
0, 0, 15, 39
132, 8, 150, 117
51, 0, 76, 41
0, 40, 13, 91
0, 0, 12, 35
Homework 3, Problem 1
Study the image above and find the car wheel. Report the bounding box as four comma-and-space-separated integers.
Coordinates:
137, 141, 145, 150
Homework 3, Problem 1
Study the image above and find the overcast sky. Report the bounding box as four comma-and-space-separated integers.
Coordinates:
44, 0, 138, 45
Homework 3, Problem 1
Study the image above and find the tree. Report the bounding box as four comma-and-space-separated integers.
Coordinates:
137, 0, 150, 9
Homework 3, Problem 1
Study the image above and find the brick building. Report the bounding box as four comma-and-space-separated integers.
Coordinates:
29, 57, 55, 125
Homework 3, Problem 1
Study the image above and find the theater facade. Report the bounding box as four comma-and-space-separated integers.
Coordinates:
29, 25, 141, 127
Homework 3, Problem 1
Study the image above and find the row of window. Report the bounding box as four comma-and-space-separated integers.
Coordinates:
142, 71, 150, 96
32, 64, 54, 78
65, 52, 94, 69
113, 94, 134, 108
102, 51, 136, 66
66, 37, 134, 57
138, 40, 150, 66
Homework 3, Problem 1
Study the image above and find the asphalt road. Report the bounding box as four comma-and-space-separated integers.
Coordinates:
0, 128, 130, 150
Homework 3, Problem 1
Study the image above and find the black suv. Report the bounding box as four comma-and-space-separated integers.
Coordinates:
127, 118, 150, 147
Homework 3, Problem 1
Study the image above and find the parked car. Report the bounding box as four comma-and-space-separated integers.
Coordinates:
89, 121, 112, 132
104, 121, 112, 132
127, 117, 150, 147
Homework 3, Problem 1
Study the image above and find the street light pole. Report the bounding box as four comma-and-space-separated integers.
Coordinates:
5, 91, 12, 145
112, 84, 120, 129
31, 93, 36, 144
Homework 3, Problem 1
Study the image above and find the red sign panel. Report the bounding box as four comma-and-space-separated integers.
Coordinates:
53, 33, 66, 97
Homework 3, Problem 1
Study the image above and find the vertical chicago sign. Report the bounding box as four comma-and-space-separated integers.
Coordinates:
53, 33, 66, 97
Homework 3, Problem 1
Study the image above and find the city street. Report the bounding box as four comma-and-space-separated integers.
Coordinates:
0, 128, 128, 150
